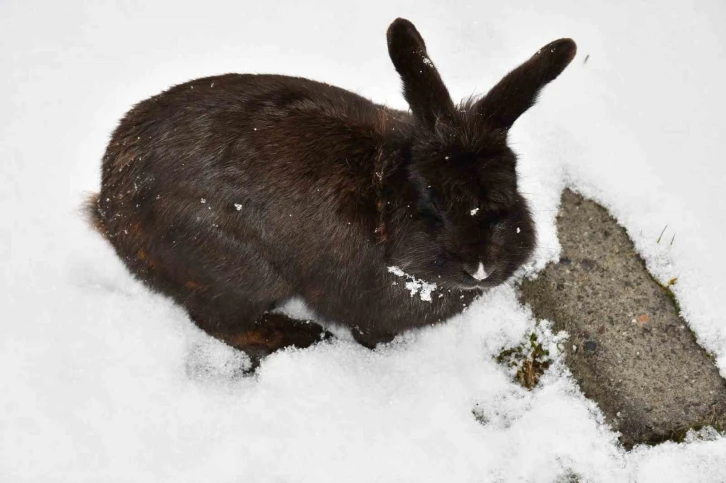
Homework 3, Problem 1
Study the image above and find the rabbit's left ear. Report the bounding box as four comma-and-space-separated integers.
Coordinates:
474, 38, 577, 130
387, 18, 456, 130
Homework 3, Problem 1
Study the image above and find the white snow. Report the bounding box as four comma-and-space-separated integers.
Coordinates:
388, 265, 438, 301
2, 1, 726, 482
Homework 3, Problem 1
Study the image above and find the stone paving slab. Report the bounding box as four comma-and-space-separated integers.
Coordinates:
520, 189, 726, 448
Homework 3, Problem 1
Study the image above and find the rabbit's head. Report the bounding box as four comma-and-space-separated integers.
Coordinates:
386, 18, 576, 290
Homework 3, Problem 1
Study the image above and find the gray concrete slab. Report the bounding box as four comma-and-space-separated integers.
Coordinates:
519, 189, 726, 448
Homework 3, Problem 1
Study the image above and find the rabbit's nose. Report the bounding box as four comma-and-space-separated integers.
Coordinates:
467, 262, 489, 281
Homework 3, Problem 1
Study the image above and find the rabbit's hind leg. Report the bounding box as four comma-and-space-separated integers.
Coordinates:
162, 228, 331, 370
220, 312, 332, 371
188, 293, 331, 372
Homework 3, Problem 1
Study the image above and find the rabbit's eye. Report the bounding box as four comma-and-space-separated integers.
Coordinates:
418, 189, 444, 224
421, 199, 442, 220
420, 206, 442, 225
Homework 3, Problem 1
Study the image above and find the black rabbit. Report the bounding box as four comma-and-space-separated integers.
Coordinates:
86, 18, 576, 367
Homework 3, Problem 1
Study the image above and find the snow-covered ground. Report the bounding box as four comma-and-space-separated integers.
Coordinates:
2, 1, 725, 481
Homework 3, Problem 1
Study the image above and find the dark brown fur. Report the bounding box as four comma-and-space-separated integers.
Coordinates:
86, 18, 576, 369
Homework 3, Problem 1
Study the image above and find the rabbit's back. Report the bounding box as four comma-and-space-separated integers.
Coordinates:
101, 73, 387, 193
97, 73, 389, 248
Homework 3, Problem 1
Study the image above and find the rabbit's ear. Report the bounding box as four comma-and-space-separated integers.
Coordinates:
387, 18, 456, 129
475, 39, 576, 130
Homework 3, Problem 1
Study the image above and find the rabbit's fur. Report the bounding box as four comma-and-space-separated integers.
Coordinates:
87, 18, 576, 366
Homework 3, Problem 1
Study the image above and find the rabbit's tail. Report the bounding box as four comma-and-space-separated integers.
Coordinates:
83, 192, 107, 237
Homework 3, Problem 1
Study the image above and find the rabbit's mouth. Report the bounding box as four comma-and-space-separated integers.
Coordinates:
449, 270, 489, 291
454, 268, 498, 291
456, 284, 487, 292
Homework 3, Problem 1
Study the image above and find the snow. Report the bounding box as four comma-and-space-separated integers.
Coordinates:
2, 0, 726, 482
388, 265, 438, 301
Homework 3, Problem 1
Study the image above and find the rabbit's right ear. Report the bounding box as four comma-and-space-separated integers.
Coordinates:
387, 18, 456, 130
474, 38, 577, 130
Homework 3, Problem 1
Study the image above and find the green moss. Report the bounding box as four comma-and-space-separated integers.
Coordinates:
654, 276, 682, 315
496, 330, 552, 390
556, 470, 582, 483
